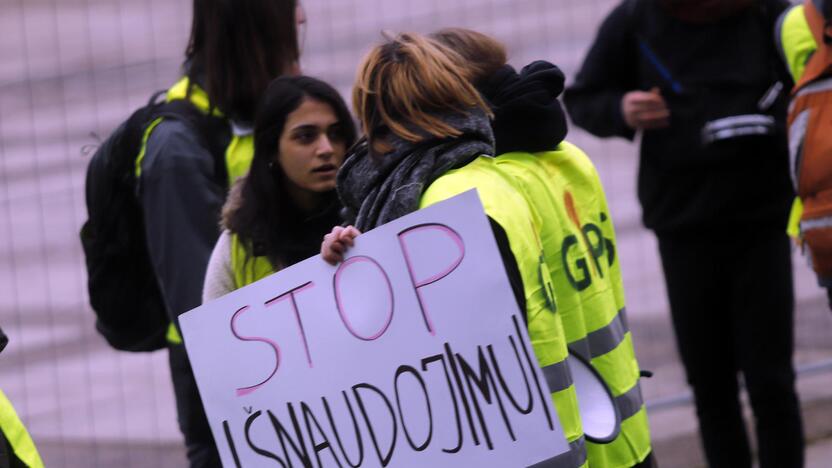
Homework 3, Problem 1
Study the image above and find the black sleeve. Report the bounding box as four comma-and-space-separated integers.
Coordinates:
139, 120, 225, 325
766, 0, 791, 19
489, 217, 527, 324
564, 1, 639, 140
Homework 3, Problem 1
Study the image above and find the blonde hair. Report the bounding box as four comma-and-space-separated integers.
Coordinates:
353, 32, 491, 155
430, 28, 508, 84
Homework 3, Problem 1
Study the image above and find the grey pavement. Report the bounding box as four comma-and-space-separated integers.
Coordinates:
648, 363, 832, 468
2, 0, 831, 466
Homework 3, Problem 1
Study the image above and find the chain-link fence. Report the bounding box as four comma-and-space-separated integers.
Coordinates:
1, 0, 830, 466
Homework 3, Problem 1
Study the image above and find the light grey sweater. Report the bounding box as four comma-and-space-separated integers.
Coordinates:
202, 230, 235, 303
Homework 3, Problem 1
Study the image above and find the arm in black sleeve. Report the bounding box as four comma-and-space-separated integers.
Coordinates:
140, 120, 225, 326
564, 1, 639, 140
489, 217, 527, 324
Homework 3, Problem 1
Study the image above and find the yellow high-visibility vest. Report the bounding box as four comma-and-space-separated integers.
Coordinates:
230, 233, 276, 290
495, 142, 651, 467
421, 155, 588, 468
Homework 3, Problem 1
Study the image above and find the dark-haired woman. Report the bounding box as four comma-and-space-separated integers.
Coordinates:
135, 1, 304, 465
203, 75, 356, 300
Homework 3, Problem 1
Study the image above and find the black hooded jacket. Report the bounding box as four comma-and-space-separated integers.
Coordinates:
564, 0, 794, 235
477, 61, 569, 155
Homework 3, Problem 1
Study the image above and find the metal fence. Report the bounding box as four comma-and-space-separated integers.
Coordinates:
1, 0, 830, 466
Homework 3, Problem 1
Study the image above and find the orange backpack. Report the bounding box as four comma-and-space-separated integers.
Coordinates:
788, 0, 832, 283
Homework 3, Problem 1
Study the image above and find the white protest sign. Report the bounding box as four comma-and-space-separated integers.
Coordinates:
181, 190, 570, 467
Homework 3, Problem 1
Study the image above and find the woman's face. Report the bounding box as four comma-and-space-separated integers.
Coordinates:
277, 97, 347, 195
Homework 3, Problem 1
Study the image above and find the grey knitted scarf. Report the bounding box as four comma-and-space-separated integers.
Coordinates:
337, 108, 495, 231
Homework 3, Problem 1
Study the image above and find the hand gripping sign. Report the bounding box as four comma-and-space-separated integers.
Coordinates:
180, 190, 570, 467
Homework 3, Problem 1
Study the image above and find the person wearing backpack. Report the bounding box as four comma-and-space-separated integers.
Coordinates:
564, 1, 803, 467
776, 0, 832, 311
128, 1, 301, 466
202, 75, 356, 299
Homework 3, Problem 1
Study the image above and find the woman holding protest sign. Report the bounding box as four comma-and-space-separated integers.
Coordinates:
203, 75, 356, 300
322, 32, 587, 468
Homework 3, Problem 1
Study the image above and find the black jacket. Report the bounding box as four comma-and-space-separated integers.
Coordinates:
565, 0, 794, 235
140, 119, 227, 324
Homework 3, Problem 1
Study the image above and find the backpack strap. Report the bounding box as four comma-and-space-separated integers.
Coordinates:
148, 99, 231, 190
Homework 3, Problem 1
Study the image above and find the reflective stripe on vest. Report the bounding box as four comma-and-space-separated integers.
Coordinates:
142, 77, 256, 345
0, 389, 44, 468
570, 308, 629, 361
615, 381, 645, 421
420, 156, 586, 467
701, 114, 776, 144
494, 144, 651, 467
543, 359, 573, 393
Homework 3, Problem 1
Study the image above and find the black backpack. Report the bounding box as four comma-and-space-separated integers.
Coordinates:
80, 91, 229, 352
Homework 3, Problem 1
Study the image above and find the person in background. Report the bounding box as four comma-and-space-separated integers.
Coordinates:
202, 75, 356, 300
430, 27, 654, 468
0, 327, 44, 468
137, 0, 303, 465
776, 0, 832, 310
324, 32, 588, 468
564, 1, 802, 467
